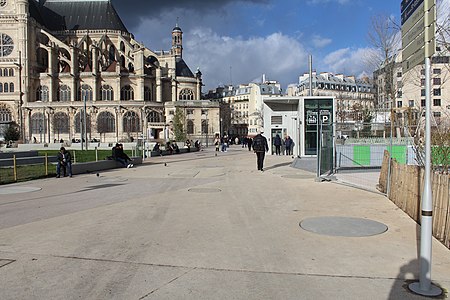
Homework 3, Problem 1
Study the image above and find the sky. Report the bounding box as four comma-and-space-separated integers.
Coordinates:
110, 0, 403, 92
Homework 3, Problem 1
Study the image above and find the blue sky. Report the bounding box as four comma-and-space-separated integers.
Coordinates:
112, 0, 403, 91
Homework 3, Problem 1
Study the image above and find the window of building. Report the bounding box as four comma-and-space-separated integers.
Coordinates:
100, 84, 113, 101
201, 109, 208, 115
433, 88, 441, 96
0, 33, 13, 57
433, 78, 441, 85
420, 69, 425, 75
123, 111, 140, 132
53, 112, 70, 134
201, 120, 208, 134
58, 85, 71, 102
9, 82, 13, 92
409, 100, 414, 107
97, 111, 115, 133
397, 72, 402, 77
36, 85, 49, 102
147, 111, 162, 123
79, 84, 93, 101
186, 109, 194, 115
144, 86, 152, 101
3, 82, 8, 93
0, 104, 12, 123
433, 112, 441, 118
179, 88, 194, 100
421, 79, 425, 86
8, 68, 13, 76
187, 120, 194, 134
421, 99, 426, 107
169, 110, 174, 115
433, 68, 441, 74
120, 85, 134, 100
74, 112, 91, 133
30, 112, 46, 134
433, 99, 441, 106
397, 101, 402, 108
421, 89, 426, 97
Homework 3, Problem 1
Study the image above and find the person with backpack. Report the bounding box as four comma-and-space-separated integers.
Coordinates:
252, 129, 269, 172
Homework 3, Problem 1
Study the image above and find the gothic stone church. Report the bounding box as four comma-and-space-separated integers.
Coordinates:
0, 0, 213, 143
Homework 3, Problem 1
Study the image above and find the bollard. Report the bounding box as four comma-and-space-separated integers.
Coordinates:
13, 155, 17, 181
45, 153, 48, 176
73, 150, 77, 163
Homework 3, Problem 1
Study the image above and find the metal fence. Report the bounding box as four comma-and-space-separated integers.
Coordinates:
0, 155, 55, 184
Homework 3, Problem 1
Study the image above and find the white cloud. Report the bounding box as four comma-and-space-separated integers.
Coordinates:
311, 35, 332, 48
183, 28, 309, 91
321, 47, 374, 76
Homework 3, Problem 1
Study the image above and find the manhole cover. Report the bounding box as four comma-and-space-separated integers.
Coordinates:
282, 175, 315, 179
0, 186, 42, 195
300, 216, 388, 237
188, 188, 222, 193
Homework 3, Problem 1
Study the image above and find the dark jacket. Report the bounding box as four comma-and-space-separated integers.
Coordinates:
274, 135, 282, 146
252, 134, 269, 152
57, 150, 72, 165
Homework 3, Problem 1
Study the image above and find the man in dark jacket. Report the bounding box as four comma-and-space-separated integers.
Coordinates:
56, 146, 72, 178
252, 129, 269, 171
113, 143, 133, 168
274, 134, 282, 155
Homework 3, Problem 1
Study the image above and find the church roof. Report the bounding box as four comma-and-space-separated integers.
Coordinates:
36, 0, 128, 32
176, 57, 194, 78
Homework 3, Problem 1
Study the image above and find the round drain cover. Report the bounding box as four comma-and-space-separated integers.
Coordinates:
282, 174, 315, 179
0, 186, 42, 195
300, 216, 388, 237
188, 188, 221, 193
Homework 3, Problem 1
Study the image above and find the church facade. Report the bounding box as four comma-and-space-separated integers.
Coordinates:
0, 0, 212, 143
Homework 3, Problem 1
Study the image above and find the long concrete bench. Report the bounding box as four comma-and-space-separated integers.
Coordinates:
70, 157, 143, 175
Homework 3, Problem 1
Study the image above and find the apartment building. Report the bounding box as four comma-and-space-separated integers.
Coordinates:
287, 72, 375, 122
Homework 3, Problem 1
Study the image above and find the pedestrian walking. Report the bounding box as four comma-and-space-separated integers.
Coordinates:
247, 137, 253, 151
285, 136, 293, 155
252, 129, 269, 171
274, 134, 282, 155
214, 134, 220, 152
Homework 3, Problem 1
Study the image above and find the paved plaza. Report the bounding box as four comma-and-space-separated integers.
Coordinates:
0, 146, 449, 299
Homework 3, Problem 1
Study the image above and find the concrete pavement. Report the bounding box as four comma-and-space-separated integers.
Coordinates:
0, 146, 449, 299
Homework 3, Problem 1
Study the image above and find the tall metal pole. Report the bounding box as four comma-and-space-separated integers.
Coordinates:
309, 55, 313, 97
80, 110, 84, 151
83, 95, 88, 150
409, 0, 441, 296
18, 51, 24, 142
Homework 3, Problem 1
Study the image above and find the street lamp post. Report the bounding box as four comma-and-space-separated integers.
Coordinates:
83, 94, 88, 150
205, 110, 208, 147
14, 51, 24, 142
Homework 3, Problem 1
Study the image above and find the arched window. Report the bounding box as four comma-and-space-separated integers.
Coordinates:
120, 55, 125, 70
74, 112, 91, 133
187, 120, 194, 134
144, 86, 152, 101
79, 84, 93, 101
53, 112, 69, 134
3, 69, 8, 76
120, 41, 125, 52
108, 45, 115, 62
123, 111, 140, 132
179, 88, 194, 100
30, 112, 46, 134
36, 85, 49, 102
9, 83, 13, 93
0, 104, 12, 123
58, 85, 71, 102
100, 84, 114, 101
0, 83, 3, 92
201, 120, 208, 134
0, 33, 13, 57
97, 111, 115, 133
9, 68, 14, 76
3, 83, 8, 93
147, 111, 162, 123
120, 85, 134, 100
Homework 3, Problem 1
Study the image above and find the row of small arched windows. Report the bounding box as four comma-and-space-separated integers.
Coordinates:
0, 83, 14, 93
0, 68, 14, 77
29, 110, 163, 134
34, 84, 154, 102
